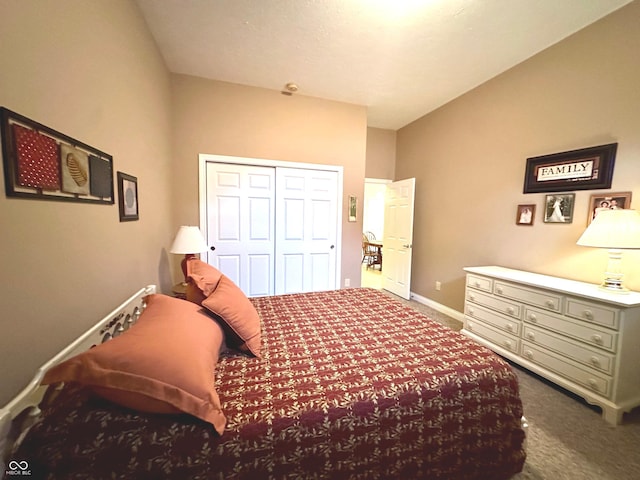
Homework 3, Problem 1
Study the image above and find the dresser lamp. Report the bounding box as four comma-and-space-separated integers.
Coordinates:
576, 209, 640, 293
170, 226, 209, 285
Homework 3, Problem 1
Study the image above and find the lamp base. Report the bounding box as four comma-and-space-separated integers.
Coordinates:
181, 253, 196, 284
599, 278, 630, 294
598, 248, 630, 294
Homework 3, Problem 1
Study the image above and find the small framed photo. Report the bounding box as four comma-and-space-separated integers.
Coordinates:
587, 191, 632, 225
348, 195, 357, 222
117, 171, 139, 221
544, 193, 575, 223
516, 204, 536, 226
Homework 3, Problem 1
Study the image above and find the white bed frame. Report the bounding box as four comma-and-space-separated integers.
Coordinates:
0, 285, 156, 475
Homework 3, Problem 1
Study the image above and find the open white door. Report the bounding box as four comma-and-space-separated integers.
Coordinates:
382, 178, 415, 299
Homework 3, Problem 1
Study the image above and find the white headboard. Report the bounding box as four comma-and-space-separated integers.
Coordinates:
0, 285, 156, 474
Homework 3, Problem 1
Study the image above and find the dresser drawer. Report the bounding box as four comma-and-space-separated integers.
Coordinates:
466, 274, 493, 293
466, 302, 521, 336
466, 319, 520, 353
522, 343, 611, 397
566, 298, 619, 330
524, 306, 617, 353
523, 325, 615, 375
494, 281, 561, 313
466, 290, 521, 319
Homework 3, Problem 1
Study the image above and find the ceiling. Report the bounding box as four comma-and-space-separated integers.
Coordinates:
136, 0, 632, 130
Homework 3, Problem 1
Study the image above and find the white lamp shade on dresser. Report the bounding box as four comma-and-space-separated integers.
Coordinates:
577, 209, 640, 293
577, 209, 640, 249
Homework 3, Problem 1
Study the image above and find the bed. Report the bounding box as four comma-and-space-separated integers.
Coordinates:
1, 262, 526, 479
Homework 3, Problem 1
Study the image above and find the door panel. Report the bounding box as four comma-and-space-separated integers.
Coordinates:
283, 254, 304, 294
217, 255, 241, 286
284, 198, 305, 239
311, 253, 330, 291
382, 178, 415, 299
206, 163, 275, 297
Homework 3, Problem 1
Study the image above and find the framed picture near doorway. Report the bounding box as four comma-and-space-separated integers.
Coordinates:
348, 195, 357, 222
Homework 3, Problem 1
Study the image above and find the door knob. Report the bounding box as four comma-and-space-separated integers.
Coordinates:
330, 245, 335, 249
210, 246, 216, 251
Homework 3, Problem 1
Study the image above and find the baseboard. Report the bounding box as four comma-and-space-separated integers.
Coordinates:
409, 291, 465, 324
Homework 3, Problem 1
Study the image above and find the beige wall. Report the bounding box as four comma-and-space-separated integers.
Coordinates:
366, 127, 396, 179
170, 74, 368, 289
396, 1, 640, 312
0, 0, 173, 405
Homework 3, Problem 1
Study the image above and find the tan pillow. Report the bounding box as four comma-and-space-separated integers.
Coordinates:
186, 258, 223, 303
42, 294, 227, 434
202, 275, 262, 358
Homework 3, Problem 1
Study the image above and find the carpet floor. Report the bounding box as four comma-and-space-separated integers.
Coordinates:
390, 292, 640, 479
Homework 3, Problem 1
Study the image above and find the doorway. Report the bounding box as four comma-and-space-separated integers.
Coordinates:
363, 179, 390, 241
362, 177, 416, 299
362, 178, 390, 289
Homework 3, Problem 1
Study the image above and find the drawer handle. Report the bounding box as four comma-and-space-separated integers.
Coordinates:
496, 286, 503, 294
583, 310, 594, 320
504, 340, 512, 350
591, 334, 603, 345
524, 350, 533, 359
474, 281, 481, 288
469, 294, 475, 301
526, 332, 535, 341
590, 356, 601, 367
468, 322, 474, 331
506, 323, 514, 332
506, 307, 515, 315
468, 307, 474, 316
588, 379, 599, 391
545, 300, 555, 308
528, 313, 537, 323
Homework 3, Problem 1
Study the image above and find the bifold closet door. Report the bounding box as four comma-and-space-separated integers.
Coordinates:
205, 163, 275, 296
275, 168, 338, 295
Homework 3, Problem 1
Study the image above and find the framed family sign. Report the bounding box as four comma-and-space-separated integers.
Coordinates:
523, 143, 617, 194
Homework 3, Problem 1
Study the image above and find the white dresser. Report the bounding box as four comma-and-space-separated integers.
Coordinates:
462, 266, 640, 425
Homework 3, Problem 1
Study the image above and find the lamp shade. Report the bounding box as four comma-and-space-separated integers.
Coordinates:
577, 209, 640, 249
170, 226, 209, 254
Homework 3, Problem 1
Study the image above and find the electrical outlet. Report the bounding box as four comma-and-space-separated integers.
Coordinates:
344, 278, 351, 287
435, 281, 442, 291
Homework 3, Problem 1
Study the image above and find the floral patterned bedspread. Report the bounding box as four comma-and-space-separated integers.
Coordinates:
16, 288, 525, 479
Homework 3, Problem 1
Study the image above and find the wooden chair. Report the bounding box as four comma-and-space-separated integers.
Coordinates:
362, 232, 382, 270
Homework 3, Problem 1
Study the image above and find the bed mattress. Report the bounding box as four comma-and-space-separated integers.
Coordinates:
16, 288, 525, 479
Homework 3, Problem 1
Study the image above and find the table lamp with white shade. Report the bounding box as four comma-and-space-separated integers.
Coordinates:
170, 226, 209, 285
576, 209, 640, 293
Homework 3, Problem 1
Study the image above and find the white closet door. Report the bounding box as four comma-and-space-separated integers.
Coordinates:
275, 168, 338, 295
205, 163, 275, 296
